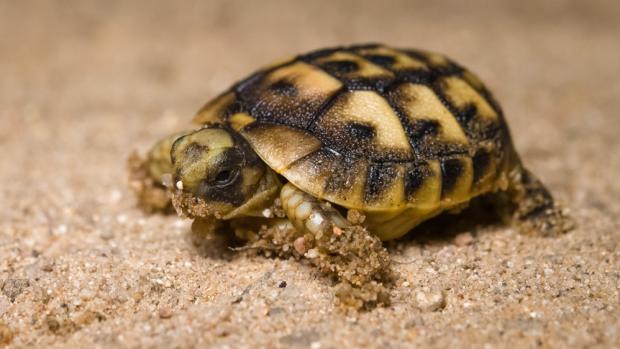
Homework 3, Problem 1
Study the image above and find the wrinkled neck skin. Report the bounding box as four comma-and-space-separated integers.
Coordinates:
219, 169, 281, 219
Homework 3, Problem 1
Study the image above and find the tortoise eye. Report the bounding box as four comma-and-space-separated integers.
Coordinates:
213, 168, 239, 187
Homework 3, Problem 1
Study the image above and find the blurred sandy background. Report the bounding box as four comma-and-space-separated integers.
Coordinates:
1, 0, 619, 347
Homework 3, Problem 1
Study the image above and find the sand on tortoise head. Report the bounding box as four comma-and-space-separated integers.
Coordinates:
1, 0, 620, 348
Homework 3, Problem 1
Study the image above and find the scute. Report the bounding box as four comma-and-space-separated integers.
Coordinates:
323, 157, 368, 208
470, 141, 501, 194
317, 52, 389, 76
240, 123, 321, 172
438, 76, 498, 121
403, 160, 441, 209
440, 156, 474, 204
311, 90, 413, 161
194, 92, 237, 124
389, 83, 469, 158
356, 46, 429, 71
236, 61, 343, 129
193, 44, 510, 212
365, 163, 406, 208
280, 147, 342, 200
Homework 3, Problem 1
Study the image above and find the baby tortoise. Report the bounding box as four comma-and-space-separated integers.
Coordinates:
130, 44, 571, 309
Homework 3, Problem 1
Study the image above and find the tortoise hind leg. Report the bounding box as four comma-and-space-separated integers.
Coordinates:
505, 166, 573, 236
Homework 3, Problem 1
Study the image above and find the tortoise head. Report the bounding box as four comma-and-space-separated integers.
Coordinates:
170, 125, 267, 216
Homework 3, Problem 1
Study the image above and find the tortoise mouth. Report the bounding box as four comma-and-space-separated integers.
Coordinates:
169, 188, 234, 220
159, 173, 234, 219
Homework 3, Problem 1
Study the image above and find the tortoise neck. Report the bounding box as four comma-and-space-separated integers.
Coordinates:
221, 169, 282, 219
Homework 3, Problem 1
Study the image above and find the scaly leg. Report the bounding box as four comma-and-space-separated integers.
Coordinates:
280, 183, 350, 239
507, 166, 574, 236
279, 183, 393, 309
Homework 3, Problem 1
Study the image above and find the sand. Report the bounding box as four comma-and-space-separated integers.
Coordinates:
1, 1, 619, 347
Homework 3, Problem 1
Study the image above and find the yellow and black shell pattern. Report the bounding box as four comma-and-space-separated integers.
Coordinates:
194, 44, 512, 212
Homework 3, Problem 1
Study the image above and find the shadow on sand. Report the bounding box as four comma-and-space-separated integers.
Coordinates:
392, 196, 506, 248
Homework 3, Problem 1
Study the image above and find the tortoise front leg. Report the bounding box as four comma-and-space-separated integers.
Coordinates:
280, 183, 350, 238
279, 183, 393, 309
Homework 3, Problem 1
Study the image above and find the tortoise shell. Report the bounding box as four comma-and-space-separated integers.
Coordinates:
193, 44, 511, 212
